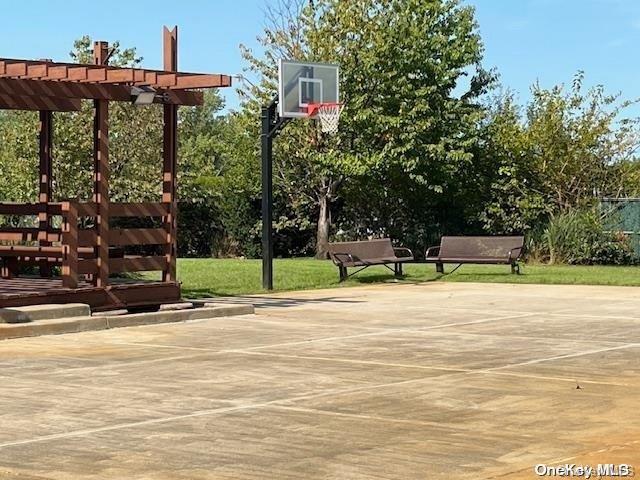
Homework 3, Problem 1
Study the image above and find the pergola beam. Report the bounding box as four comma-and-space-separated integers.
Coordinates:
0, 77, 203, 106
0, 93, 80, 111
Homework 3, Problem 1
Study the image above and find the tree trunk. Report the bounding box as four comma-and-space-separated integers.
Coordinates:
315, 193, 330, 259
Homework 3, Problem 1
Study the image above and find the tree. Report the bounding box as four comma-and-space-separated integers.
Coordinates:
239, 0, 494, 257
177, 90, 231, 256
480, 73, 640, 234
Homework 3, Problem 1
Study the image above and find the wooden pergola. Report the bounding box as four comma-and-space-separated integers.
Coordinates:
0, 26, 232, 311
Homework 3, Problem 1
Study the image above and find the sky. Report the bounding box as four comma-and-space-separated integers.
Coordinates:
471, 0, 640, 116
2, 0, 640, 115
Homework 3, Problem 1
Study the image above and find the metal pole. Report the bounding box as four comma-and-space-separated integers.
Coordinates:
261, 104, 274, 290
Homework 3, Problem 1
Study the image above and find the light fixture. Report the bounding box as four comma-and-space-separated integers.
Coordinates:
131, 86, 157, 106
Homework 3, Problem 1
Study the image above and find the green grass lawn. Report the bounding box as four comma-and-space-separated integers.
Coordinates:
157, 258, 640, 298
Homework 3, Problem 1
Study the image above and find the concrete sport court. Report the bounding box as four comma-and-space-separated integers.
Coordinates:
0, 282, 639, 479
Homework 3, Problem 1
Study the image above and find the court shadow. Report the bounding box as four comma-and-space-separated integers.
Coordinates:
350, 273, 443, 284
185, 292, 365, 309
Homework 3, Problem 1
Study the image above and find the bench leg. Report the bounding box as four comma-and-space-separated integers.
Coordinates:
339, 266, 347, 282
511, 263, 520, 275
436, 262, 444, 274
394, 263, 403, 277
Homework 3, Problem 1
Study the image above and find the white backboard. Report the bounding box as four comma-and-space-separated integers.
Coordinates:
278, 60, 340, 118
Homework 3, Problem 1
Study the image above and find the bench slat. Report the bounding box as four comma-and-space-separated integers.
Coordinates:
438, 236, 524, 260
328, 238, 396, 264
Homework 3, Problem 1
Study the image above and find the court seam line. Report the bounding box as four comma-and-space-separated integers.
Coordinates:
57, 312, 535, 357
0, 352, 222, 377
226, 312, 537, 352
266, 404, 475, 431
1, 343, 636, 449
481, 343, 639, 372
0, 313, 529, 379
411, 331, 632, 346
3, 345, 630, 389
475, 369, 634, 387
1, 315, 631, 382
222, 350, 636, 387
2, 312, 624, 380
231, 318, 384, 331
190, 310, 538, 333
402, 303, 640, 321
227, 350, 472, 373
0, 375, 464, 450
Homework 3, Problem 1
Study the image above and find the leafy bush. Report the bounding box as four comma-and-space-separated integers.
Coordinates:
529, 209, 637, 265
177, 200, 225, 258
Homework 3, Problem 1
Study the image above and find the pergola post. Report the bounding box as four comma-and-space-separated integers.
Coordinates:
93, 42, 110, 287
61, 202, 78, 289
162, 26, 178, 283
38, 110, 53, 277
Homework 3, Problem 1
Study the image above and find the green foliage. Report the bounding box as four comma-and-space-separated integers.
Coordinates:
480, 74, 640, 235
214, 112, 263, 257
528, 209, 636, 265
0, 110, 39, 202
176, 91, 231, 257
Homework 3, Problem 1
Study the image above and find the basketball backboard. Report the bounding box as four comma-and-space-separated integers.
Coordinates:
278, 60, 340, 119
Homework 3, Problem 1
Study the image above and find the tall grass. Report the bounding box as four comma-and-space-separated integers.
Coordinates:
529, 209, 635, 265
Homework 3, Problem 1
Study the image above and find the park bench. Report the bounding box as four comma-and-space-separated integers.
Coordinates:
424, 236, 524, 274
328, 238, 414, 282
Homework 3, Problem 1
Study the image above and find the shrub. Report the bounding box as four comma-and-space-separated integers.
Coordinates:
177, 200, 225, 258
529, 209, 637, 265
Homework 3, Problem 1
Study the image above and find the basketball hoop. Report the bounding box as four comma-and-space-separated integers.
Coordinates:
307, 102, 343, 135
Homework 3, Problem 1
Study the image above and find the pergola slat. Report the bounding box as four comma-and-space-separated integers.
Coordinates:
109, 202, 169, 217
42, 66, 68, 80
68, 66, 88, 81
110, 255, 168, 273
27, 64, 48, 77
109, 228, 168, 246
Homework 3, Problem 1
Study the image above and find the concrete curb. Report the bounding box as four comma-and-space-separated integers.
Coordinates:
0, 303, 91, 324
0, 304, 254, 340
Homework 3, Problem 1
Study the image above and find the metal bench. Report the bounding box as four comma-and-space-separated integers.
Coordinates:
425, 236, 524, 274
328, 238, 414, 282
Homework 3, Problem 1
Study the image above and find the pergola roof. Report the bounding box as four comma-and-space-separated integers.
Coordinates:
0, 58, 231, 90
0, 29, 232, 111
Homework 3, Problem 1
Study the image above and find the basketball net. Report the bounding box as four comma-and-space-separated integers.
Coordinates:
308, 103, 343, 135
